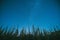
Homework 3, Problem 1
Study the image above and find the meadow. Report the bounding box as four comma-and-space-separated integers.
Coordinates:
0, 25, 60, 40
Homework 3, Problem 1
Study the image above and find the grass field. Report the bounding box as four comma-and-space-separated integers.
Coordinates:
0, 25, 60, 40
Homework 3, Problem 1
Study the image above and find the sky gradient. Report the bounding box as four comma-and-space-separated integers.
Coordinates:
0, 0, 60, 31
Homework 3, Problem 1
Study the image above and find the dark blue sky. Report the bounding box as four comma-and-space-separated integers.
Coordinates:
0, 0, 60, 30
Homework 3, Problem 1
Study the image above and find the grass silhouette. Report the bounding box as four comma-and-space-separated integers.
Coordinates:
0, 25, 60, 40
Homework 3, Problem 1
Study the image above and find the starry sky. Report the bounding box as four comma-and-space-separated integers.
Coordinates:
0, 0, 60, 31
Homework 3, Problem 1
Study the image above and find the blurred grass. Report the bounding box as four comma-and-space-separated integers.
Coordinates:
0, 25, 60, 40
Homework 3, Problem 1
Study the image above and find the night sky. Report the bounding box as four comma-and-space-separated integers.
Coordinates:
0, 0, 60, 31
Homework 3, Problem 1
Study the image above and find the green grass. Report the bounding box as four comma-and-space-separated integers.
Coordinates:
0, 25, 60, 40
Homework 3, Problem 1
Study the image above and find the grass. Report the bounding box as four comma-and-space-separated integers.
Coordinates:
0, 25, 60, 40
